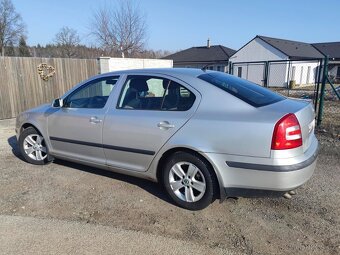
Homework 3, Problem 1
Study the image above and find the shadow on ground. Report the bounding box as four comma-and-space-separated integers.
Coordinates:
8, 135, 23, 159
8, 135, 173, 205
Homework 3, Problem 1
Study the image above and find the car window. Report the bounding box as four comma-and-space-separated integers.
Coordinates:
117, 75, 196, 111
64, 76, 119, 109
198, 72, 284, 107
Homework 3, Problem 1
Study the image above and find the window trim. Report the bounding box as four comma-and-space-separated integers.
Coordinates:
63, 76, 120, 109
116, 75, 196, 112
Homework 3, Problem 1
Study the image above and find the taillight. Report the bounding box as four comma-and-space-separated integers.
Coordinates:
271, 113, 302, 150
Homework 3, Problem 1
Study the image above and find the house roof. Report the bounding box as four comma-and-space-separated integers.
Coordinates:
163, 45, 236, 63
312, 42, 340, 59
257, 35, 324, 59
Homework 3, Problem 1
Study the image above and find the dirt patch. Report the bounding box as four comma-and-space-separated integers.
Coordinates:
0, 120, 339, 255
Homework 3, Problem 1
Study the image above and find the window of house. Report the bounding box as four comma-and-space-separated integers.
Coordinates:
64, 76, 119, 108
300, 66, 304, 85
237, 67, 242, 78
291, 66, 296, 81
306, 66, 311, 84
217, 66, 221, 72
117, 75, 196, 111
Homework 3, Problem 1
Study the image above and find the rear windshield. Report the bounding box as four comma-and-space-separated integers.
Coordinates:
198, 72, 285, 107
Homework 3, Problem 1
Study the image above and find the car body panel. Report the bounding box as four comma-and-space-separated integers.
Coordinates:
102, 72, 201, 172
47, 107, 107, 165
204, 136, 318, 191
103, 109, 197, 171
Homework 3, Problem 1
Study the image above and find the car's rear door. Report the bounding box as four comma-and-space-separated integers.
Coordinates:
103, 74, 200, 172
47, 76, 120, 165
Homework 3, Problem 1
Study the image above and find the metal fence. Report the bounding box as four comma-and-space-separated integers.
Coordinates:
0, 57, 99, 120
230, 57, 340, 128
230, 59, 323, 88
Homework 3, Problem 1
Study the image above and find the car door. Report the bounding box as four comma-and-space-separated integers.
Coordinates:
47, 75, 120, 165
103, 74, 200, 172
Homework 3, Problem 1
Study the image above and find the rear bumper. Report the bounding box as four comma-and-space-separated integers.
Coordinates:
205, 137, 318, 194
225, 148, 318, 172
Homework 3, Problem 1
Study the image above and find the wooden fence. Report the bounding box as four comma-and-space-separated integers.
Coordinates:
0, 57, 99, 120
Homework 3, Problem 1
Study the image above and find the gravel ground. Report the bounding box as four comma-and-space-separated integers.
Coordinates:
0, 118, 339, 255
0, 215, 230, 255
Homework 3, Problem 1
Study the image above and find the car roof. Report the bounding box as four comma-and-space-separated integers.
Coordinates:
104, 68, 206, 78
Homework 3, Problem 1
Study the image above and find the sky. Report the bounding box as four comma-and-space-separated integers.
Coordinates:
11, 0, 340, 52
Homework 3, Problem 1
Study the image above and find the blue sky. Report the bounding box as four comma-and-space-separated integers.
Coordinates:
12, 0, 340, 51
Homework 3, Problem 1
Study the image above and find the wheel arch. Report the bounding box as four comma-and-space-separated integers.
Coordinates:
20, 123, 41, 134
156, 147, 225, 200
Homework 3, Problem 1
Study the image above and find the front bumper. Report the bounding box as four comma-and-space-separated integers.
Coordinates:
205, 136, 318, 194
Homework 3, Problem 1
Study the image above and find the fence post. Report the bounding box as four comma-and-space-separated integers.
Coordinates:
314, 59, 323, 112
316, 56, 328, 126
263, 61, 269, 87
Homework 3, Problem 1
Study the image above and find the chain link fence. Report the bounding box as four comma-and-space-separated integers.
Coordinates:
230, 59, 322, 88
230, 59, 339, 135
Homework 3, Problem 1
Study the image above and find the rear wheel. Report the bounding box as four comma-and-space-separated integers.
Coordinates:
162, 151, 216, 210
19, 127, 50, 165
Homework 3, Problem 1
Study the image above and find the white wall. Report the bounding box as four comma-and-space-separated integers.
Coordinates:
98, 57, 173, 73
229, 37, 288, 63
268, 62, 289, 87
290, 61, 319, 86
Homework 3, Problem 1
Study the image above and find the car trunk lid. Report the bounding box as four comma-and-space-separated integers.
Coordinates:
260, 98, 315, 153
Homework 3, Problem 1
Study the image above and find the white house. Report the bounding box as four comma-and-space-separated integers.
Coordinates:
313, 42, 340, 82
229, 36, 324, 87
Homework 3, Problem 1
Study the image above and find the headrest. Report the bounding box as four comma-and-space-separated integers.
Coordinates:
163, 79, 179, 90
129, 79, 148, 92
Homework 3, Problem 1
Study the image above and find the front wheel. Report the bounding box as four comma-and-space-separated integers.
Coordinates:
18, 127, 50, 165
162, 152, 216, 210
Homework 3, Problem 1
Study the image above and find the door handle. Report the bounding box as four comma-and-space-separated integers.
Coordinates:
157, 121, 175, 130
89, 116, 102, 124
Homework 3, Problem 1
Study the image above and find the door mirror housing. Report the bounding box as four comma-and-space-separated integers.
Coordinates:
52, 98, 63, 108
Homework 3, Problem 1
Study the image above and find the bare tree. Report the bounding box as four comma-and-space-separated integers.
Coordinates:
89, 0, 147, 57
54, 26, 80, 58
0, 0, 26, 56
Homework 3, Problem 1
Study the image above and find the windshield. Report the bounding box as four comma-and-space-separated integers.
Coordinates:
198, 72, 285, 107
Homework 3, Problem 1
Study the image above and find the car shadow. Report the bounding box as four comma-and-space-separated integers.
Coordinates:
8, 135, 24, 160
53, 159, 173, 204
7, 135, 173, 205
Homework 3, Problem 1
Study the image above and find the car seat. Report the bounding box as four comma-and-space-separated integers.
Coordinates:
123, 78, 149, 109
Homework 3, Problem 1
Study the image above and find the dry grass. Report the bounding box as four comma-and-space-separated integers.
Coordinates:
319, 101, 340, 138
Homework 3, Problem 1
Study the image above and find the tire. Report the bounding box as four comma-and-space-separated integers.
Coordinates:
162, 151, 217, 210
18, 127, 50, 165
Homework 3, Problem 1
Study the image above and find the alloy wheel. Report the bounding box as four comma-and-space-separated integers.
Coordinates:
23, 134, 47, 161
168, 161, 206, 202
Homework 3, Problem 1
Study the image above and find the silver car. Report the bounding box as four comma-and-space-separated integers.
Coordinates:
16, 68, 318, 210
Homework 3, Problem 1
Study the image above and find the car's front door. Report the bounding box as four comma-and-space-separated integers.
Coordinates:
47, 76, 119, 165
103, 75, 200, 172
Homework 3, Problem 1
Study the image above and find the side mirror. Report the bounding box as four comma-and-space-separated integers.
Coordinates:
52, 98, 63, 108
